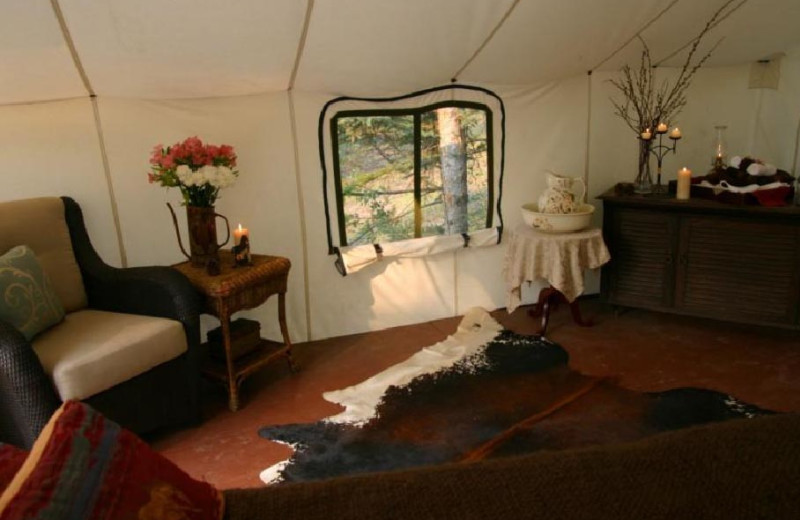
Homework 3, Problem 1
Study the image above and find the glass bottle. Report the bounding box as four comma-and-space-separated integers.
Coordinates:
712, 125, 728, 170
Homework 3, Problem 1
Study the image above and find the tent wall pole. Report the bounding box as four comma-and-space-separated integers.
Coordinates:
51, 0, 127, 266
584, 71, 593, 203
287, 0, 316, 341
91, 97, 128, 267
287, 90, 312, 342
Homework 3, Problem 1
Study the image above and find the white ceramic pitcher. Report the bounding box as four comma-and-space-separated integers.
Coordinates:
538, 173, 586, 214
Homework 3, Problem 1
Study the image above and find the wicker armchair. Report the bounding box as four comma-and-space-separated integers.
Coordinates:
0, 197, 202, 448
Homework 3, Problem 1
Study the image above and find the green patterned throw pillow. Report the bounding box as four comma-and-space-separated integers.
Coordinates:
0, 245, 65, 340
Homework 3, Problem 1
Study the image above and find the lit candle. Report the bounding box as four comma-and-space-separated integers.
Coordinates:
641, 128, 652, 140
677, 167, 692, 200
669, 127, 682, 139
233, 223, 249, 246
656, 122, 668, 133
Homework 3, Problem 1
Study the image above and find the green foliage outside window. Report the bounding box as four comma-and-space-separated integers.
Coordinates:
334, 105, 491, 246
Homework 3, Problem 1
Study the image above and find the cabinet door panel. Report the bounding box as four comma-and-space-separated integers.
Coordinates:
677, 217, 799, 325
605, 209, 678, 308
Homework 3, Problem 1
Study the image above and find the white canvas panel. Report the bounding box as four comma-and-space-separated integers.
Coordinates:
293, 91, 456, 339
0, 0, 86, 104
464, 79, 591, 310
59, 0, 307, 98
607, 0, 800, 72
337, 228, 499, 275
96, 94, 307, 341
462, 0, 664, 85
596, 0, 800, 76
314, 251, 455, 340
0, 98, 120, 265
752, 45, 800, 172
296, 0, 514, 95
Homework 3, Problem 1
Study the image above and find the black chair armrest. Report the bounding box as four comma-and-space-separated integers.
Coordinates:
0, 320, 60, 448
83, 265, 201, 346
61, 196, 201, 350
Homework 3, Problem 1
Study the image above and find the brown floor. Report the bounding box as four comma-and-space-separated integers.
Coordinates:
151, 300, 800, 490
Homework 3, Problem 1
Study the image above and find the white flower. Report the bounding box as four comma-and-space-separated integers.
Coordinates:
214, 166, 236, 188
175, 165, 192, 185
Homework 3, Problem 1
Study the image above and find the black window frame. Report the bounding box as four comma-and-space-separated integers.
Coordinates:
330, 100, 494, 248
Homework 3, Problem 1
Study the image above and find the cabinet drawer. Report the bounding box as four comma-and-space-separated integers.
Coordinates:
677, 217, 800, 325
604, 209, 678, 309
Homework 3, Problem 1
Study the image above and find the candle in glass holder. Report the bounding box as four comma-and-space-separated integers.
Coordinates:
233, 223, 249, 246
656, 122, 668, 133
641, 128, 652, 140
669, 127, 682, 139
677, 167, 692, 200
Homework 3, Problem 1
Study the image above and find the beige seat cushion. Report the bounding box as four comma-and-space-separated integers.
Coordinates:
0, 197, 87, 312
32, 310, 187, 401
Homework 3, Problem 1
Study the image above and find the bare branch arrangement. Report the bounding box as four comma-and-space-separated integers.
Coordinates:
609, 1, 733, 135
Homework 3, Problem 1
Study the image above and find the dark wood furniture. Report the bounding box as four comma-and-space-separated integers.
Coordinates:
599, 187, 800, 328
173, 252, 294, 411
528, 286, 593, 336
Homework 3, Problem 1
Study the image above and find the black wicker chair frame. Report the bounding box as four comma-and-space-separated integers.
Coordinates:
0, 197, 202, 448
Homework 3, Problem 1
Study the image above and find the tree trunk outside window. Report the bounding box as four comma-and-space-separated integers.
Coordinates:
436, 107, 468, 234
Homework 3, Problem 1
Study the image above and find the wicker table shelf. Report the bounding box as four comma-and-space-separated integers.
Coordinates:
173, 252, 294, 411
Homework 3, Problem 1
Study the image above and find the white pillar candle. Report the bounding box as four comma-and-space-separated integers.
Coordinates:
677, 167, 692, 200
656, 122, 668, 133
233, 223, 249, 246
640, 128, 652, 140
669, 127, 682, 139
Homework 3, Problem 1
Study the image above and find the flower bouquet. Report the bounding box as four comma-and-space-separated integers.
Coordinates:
148, 136, 238, 207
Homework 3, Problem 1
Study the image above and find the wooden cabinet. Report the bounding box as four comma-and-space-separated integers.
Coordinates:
600, 188, 800, 328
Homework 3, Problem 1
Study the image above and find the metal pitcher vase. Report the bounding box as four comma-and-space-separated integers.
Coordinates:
167, 203, 230, 267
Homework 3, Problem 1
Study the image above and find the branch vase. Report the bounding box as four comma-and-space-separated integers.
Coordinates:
635, 139, 653, 194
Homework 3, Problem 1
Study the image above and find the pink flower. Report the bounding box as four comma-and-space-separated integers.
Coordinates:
219, 144, 237, 166
183, 136, 203, 153
170, 144, 188, 161
149, 144, 164, 165
160, 154, 175, 169
147, 172, 157, 184
192, 151, 210, 166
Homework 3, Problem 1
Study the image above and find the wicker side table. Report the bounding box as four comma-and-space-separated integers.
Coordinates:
173, 252, 294, 411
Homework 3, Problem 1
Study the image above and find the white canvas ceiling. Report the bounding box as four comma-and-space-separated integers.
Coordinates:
2, 0, 799, 103
2, 0, 799, 341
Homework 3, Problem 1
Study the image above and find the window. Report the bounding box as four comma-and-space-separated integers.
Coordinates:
331, 102, 493, 247
319, 85, 505, 274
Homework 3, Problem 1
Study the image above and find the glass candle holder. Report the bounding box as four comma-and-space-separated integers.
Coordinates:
712, 125, 728, 169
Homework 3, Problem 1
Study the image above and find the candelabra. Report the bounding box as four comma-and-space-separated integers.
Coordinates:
641, 125, 682, 194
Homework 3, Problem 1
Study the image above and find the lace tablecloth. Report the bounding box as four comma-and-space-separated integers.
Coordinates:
504, 224, 610, 312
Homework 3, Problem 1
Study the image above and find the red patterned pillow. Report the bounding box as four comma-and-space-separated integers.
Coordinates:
0, 401, 223, 519
0, 444, 27, 493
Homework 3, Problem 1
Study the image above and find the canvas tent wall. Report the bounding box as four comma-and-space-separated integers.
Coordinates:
2, 0, 799, 342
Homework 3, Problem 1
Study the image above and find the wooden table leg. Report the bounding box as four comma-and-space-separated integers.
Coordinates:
528, 287, 559, 336
278, 292, 296, 372
220, 311, 240, 412
528, 286, 594, 335
569, 299, 593, 327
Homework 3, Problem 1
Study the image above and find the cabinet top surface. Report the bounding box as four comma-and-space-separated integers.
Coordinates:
598, 186, 800, 218
172, 252, 291, 297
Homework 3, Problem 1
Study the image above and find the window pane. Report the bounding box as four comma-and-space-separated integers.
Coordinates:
420, 107, 489, 237
336, 115, 415, 246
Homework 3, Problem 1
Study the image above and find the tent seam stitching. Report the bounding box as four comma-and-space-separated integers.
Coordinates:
451, 0, 523, 82
49, 0, 95, 97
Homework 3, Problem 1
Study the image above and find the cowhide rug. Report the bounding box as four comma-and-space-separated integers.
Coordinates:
258, 308, 771, 484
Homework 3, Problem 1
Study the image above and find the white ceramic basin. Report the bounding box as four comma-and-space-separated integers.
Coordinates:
520, 203, 595, 233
